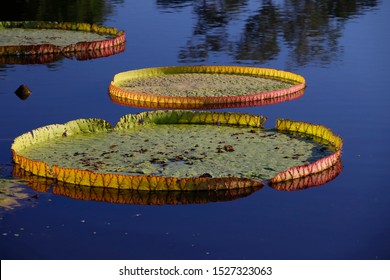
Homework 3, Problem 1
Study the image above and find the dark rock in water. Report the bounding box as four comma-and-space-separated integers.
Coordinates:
15, 84, 32, 100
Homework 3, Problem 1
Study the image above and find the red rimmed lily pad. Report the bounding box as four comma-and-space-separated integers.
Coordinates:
109, 65, 306, 109
0, 21, 126, 63
11, 110, 342, 191
111, 88, 305, 110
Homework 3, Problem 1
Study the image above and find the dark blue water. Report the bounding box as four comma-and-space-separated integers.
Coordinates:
1, 0, 389, 260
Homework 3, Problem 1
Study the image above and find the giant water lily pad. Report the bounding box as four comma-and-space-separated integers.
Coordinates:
109, 66, 306, 109
11, 110, 342, 191
0, 21, 125, 62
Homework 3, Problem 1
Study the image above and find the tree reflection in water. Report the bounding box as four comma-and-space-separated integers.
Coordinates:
0, 0, 379, 67
0, 0, 125, 23
157, 0, 379, 67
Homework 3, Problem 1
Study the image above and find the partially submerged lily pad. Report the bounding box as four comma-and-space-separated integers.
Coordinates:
109, 66, 306, 109
0, 164, 31, 211
0, 21, 126, 61
0, 178, 30, 210
11, 110, 342, 191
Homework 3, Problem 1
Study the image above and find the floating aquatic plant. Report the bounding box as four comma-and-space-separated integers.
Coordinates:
0, 164, 32, 211
0, 21, 126, 61
109, 66, 306, 109
11, 110, 342, 191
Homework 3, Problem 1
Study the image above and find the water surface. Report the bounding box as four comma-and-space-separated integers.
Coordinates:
0, 0, 389, 260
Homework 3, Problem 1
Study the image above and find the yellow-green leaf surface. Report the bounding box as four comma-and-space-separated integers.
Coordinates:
11, 110, 342, 190
109, 66, 306, 108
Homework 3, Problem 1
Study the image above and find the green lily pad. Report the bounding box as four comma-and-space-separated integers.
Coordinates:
11, 110, 343, 191
109, 66, 306, 109
0, 21, 126, 63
